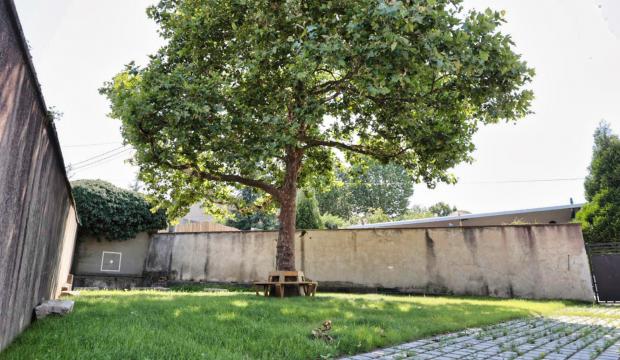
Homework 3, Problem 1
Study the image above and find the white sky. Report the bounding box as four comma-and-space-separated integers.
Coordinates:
13, 0, 620, 213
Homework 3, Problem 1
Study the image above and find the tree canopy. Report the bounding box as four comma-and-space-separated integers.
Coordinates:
577, 122, 620, 243
101, 0, 533, 270
72, 179, 168, 240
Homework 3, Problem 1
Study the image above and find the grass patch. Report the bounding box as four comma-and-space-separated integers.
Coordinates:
168, 282, 251, 293
552, 306, 620, 319
0, 291, 579, 359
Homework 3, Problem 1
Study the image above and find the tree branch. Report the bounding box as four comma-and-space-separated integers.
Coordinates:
302, 138, 410, 160
199, 171, 281, 198
310, 61, 361, 95
135, 121, 282, 199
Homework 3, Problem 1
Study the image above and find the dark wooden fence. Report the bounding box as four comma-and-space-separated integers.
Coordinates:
586, 243, 620, 303
0, 0, 78, 350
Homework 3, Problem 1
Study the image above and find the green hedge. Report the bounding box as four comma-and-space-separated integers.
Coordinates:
72, 179, 167, 240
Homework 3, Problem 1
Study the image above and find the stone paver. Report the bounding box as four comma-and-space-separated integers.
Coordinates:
340, 308, 620, 360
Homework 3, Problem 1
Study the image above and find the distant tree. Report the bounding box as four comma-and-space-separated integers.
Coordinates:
429, 202, 457, 217
577, 121, 620, 243
394, 205, 435, 221
316, 162, 414, 219
225, 188, 279, 230
363, 208, 391, 224
315, 171, 355, 220
296, 190, 323, 229
72, 179, 167, 240
348, 162, 414, 218
101, 0, 534, 270
584, 121, 618, 199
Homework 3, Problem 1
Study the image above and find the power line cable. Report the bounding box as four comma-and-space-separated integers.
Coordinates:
459, 177, 584, 185
67, 145, 127, 167
67, 150, 133, 179
63, 141, 122, 148
71, 147, 131, 170
70, 148, 132, 172
70, 154, 132, 177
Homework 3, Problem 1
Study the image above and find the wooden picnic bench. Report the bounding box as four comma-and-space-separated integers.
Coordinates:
254, 271, 317, 298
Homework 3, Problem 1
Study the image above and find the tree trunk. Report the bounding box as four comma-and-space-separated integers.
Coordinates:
276, 188, 297, 271
276, 147, 302, 271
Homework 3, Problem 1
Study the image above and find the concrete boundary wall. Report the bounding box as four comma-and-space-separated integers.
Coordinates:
75, 232, 151, 276
0, 0, 78, 350
145, 224, 595, 302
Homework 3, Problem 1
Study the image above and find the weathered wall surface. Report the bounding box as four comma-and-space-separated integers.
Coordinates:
145, 225, 594, 301
0, 0, 78, 350
146, 231, 276, 283
75, 232, 151, 275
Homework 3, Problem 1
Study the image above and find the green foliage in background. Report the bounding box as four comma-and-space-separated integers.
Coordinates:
349, 161, 414, 217
316, 161, 413, 219
577, 121, 620, 243
225, 188, 279, 230
72, 180, 167, 240
315, 171, 355, 220
316, 161, 460, 224
296, 190, 324, 229
321, 213, 348, 229
429, 201, 457, 217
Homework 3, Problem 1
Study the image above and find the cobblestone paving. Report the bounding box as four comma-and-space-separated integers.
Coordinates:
341, 308, 620, 360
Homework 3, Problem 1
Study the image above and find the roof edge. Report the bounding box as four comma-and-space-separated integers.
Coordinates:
348, 203, 585, 229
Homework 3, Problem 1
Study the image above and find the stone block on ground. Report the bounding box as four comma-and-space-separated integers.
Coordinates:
35, 300, 74, 320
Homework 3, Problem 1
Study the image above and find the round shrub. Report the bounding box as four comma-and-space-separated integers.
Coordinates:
72, 179, 167, 240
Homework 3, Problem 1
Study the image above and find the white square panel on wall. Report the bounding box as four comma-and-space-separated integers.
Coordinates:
100, 251, 122, 272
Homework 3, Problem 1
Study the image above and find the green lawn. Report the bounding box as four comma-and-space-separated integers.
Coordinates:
1, 290, 583, 359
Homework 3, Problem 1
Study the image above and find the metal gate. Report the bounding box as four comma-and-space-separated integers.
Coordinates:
587, 243, 620, 303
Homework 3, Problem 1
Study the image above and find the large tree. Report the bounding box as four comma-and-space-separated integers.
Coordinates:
101, 0, 533, 271
577, 122, 620, 243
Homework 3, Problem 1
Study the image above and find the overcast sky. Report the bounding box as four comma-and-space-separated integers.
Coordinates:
13, 0, 620, 213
